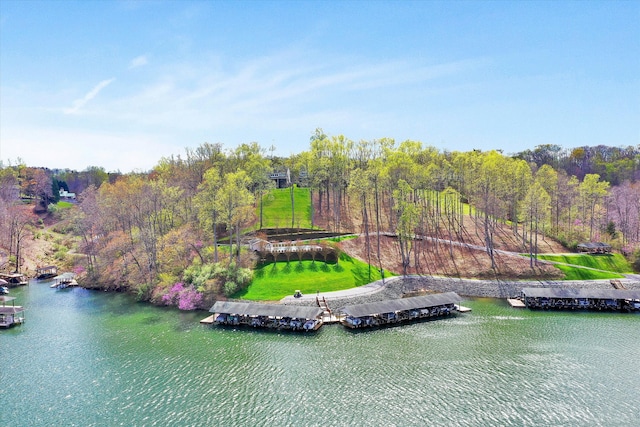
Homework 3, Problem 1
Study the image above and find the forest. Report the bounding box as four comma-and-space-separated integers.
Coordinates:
1, 132, 640, 309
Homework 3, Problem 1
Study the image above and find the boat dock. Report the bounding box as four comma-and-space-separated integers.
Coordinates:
207, 301, 324, 331
36, 265, 58, 280
50, 272, 78, 289
0, 273, 28, 287
507, 298, 526, 308
341, 292, 462, 329
521, 288, 640, 311
0, 295, 25, 328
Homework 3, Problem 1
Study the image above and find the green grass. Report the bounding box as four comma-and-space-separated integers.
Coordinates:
56, 201, 74, 209
533, 253, 631, 280
327, 235, 358, 243
551, 264, 625, 280
536, 253, 633, 274
236, 253, 392, 301
257, 186, 312, 229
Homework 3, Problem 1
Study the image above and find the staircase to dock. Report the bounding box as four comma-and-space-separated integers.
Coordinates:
317, 296, 340, 323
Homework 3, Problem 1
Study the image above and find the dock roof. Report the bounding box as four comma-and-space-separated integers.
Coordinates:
210, 301, 323, 319
0, 306, 25, 315
522, 288, 640, 300
341, 292, 461, 318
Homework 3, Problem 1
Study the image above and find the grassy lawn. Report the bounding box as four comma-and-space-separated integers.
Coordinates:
536, 253, 633, 273
236, 254, 391, 301
257, 186, 312, 229
533, 253, 631, 280
551, 264, 625, 280
56, 201, 74, 209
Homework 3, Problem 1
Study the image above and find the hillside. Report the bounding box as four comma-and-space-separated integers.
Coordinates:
0, 205, 79, 277
310, 191, 567, 279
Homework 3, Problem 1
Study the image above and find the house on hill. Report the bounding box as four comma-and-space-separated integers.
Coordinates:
269, 169, 291, 188
59, 189, 76, 199
577, 242, 612, 254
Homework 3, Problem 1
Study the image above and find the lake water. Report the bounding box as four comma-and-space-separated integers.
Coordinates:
1, 281, 638, 426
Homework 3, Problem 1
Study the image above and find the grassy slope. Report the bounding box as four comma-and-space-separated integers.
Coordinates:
537, 253, 632, 273
257, 186, 312, 229
535, 253, 630, 280
551, 264, 625, 280
237, 254, 390, 301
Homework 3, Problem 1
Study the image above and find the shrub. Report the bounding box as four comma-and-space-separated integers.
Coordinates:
224, 281, 237, 296
633, 249, 640, 273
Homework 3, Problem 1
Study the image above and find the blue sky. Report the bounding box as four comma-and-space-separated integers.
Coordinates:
1, 0, 638, 172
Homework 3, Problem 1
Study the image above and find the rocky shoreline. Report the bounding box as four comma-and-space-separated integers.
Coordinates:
285, 275, 640, 312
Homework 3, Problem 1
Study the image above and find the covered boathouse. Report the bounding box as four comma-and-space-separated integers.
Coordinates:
521, 288, 640, 311
341, 292, 461, 329
36, 265, 58, 280
0, 295, 25, 328
209, 301, 323, 331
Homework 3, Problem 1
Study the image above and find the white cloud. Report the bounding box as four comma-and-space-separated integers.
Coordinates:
128, 55, 149, 69
108, 52, 483, 133
63, 78, 116, 115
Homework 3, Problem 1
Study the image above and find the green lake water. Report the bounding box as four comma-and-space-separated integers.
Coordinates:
1, 281, 638, 426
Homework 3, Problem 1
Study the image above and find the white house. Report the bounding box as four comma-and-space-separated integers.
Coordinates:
59, 189, 76, 199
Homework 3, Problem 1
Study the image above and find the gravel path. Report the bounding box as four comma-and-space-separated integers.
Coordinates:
282, 275, 640, 312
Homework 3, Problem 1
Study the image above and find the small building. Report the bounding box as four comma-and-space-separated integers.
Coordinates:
0, 295, 25, 328
340, 292, 461, 329
521, 288, 640, 311
576, 242, 612, 254
209, 301, 323, 331
59, 189, 76, 199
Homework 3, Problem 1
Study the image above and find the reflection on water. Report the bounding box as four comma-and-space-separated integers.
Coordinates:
1, 282, 638, 426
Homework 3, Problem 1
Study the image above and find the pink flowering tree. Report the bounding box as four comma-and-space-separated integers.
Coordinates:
162, 282, 203, 310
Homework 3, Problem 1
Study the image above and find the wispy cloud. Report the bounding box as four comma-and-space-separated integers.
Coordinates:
80, 51, 488, 148
64, 78, 116, 114
129, 55, 148, 69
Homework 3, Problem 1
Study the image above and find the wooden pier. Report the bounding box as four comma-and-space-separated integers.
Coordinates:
200, 315, 215, 325
507, 298, 526, 308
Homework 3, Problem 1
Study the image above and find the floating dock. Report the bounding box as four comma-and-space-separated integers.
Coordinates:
340, 292, 462, 329
200, 315, 215, 325
521, 288, 640, 311
207, 301, 323, 331
507, 298, 526, 308
457, 305, 472, 313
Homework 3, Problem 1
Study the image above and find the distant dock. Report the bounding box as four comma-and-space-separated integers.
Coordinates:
50, 273, 78, 289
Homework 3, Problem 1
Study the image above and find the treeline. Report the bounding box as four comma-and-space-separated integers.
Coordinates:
1, 135, 639, 305
515, 144, 640, 185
